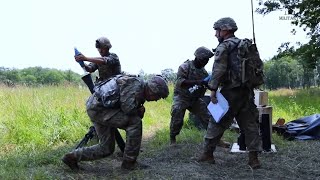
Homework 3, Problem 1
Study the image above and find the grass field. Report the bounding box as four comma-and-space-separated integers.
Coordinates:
0, 85, 319, 179
268, 88, 320, 122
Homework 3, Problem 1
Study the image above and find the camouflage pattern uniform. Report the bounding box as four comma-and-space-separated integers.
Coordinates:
170, 60, 210, 137
88, 37, 121, 81
86, 37, 122, 155
71, 76, 145, 163
62, 75, 169, 169
203, 18, 262, 154
87, 53, 121, 81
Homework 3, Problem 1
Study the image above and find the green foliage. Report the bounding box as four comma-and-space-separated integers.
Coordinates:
137, 68, 177, 84
263, 54, 320, 89
257, 0, 320, 36
161, 68, 177, 83
0, 66, 82, 86
257, 0, 320, 74
23, 75, 37, 85
295, 40, 320, 69
264, 56, 303, 89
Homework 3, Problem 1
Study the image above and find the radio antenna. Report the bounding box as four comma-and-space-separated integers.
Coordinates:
251, 0, 256, 44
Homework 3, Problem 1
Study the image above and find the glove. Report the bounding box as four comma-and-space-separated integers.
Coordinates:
201, 75, 212, 88
201, 80, 208, 87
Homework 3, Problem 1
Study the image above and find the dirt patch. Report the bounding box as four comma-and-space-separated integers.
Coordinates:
57, 140, 320, 179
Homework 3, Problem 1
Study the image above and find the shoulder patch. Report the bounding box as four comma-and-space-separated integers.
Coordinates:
214, 43, 228, 57
214, 50, 220, 57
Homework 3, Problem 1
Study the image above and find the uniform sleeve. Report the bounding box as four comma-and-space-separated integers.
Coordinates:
175, 63, 189, 88
102, 53, 120, 66
119, 78, 144, 114
208, 43, 229, 90
87, 62, 98, 71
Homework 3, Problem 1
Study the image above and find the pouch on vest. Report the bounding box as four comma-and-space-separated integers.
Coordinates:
229, 39, 265, 88
93, 76, 121, 108
238, 39, 264, 88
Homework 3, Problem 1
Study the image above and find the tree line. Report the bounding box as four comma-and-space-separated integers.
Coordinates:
257, 0, 320, 89
158, 55, 320, 90
264, 54, 319, 90
0, 67, 82, 86
1, 55, 319, 90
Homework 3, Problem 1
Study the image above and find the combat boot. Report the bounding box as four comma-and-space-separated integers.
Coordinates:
62, 152, 79, 170
196, 151, 215, 164
170, 135, 176, 146
217, 140, 231, 148
248, 151, 261, 169
121, 160, 149, 170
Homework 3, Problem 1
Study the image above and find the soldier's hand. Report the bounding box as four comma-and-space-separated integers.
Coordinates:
75, 54, 87, 62
137, 106, 145, 119
202, 75, 211, 88
188, 80, 201, 86
211, 91, 218, 104
201, 80, 209, 88
194, 80, 204, 86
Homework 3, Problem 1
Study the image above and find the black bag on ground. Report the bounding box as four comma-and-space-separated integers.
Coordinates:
282, 114, 320, 140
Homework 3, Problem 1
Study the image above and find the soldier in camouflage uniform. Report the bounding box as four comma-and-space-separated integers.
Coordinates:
74, 37, 122, 151
75, 37, 121, 81
196, 17, 262, 169
169, 47, 230, 148
62, 75, 169, 170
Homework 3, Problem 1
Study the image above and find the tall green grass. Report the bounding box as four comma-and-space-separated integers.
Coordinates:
268, 88, 320, 122
0, 85, 94, 178
0, 86, 91, 152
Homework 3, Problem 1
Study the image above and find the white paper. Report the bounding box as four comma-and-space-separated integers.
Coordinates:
207, 91, 229, 123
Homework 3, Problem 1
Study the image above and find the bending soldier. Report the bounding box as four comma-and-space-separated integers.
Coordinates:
62, 75, 169, 170
74, 37, 124, 151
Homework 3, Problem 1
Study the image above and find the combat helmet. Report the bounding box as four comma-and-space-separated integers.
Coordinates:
147, 75, 169, 99
194, 46, 214, 59
95, 37, 112, 49
213, 17, 238, 31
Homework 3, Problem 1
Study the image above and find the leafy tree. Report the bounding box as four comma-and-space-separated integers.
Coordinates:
21, 67, 46, 84
257, 0, 320, 38
23, 75, 37, 85
0, 66, 82, 86
43, 70, 64, 85
63, 69, 81, 83
5, 69, 21, 82
161, 68, 176, 83
264, 56, 303, 89
0, 67, 9, 81
257, 0, 320, 84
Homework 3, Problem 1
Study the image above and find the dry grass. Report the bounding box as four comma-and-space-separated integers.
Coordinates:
269, 88, 298, 97
37, 133, 320, 180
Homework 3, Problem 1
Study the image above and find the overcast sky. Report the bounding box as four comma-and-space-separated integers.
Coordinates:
0, 0, 309, 75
